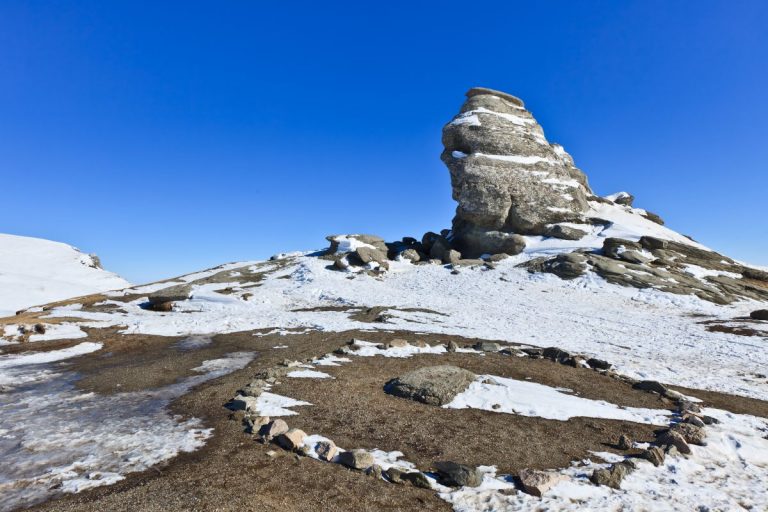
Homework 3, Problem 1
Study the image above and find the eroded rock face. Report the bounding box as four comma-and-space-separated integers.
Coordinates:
442, 87, 593, 255
385, 365, 476, 406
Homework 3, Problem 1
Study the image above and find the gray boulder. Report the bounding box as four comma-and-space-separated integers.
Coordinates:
518, 469, 566, 497
544, 224, 588, 241
338, 449, 374, 470
385, 365, 476, 406
441, 87, 593, 256
590, 462, 634, 489
750, 309, 768, 321
433, 461, 483, 487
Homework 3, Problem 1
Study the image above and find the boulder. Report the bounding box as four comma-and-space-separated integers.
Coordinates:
446, 340, 459, 352
590, 462, 633, 489
327, 234, 388, 254
260, 419, 289, 440
385, 365, 476, 406
543, 347, 571, 363
617, 434, 632, 450
353, 246, 389, 268
401, 471, 432, 489
633, 380, 668, 395
670, 423, 707, 446
315, 440, 338, 462
399, 248, 422, 262
451, 227, 526, 258
657, 430, 691, 454
587, 358, 611, 370
384, 467, 406, 484
543, 224, 588, 241
473, 341, 501, 352
228, 394, 258, 413
276, 428, 306, 451
338, 449, 374, 470
750, 309, 768, 321
433, 461, 483, 487
388, 338, 409, 348
517, 469, 566, 497
365, 464, 384, 479
146, 284, 192, 310
642, 446, 665, 467
442, 87, 593, 248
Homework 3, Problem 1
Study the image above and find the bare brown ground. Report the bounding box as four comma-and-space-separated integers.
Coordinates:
18, 328, 768, 512
270, 350, 669, 475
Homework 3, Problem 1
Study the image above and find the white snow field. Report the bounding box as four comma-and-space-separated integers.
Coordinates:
0, 233, 130, 317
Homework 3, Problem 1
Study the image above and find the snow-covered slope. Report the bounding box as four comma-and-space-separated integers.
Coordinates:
0, 234, 130, 317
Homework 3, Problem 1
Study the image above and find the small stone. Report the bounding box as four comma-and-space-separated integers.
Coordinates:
244, 415, 270, 433
517, 469, 566, 497
657, 430, 691, 454
315, 440, 338, 462
642, 446, 665, 467
402, 471, 432, 489
366, 464, 384, 479
338, 449, 374, 470
590, 462, 633, 489
521, 347, 544, 358
389, 338, 408, 348
446, 341, 458, 353
473, 341, 501, 352
543, 347, 571, 362
664, 389, 685, 401
260, 419, 289, 440
670, 423, 706, 446
678, 400, 702, 414
682, 414, 706, 428
384, 467, 406, 484
701, 415, 720, 425
632, 380, 668, 395
276, 428, 306, 451
433, 461, 483, 487
617, 434, 632, 450
33, 323, 46, 334
586, 358, 611, 370
750, 309, 768, 321
228, 394, 259, 413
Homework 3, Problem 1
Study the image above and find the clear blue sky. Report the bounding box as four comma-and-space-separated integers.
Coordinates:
2, 1, 766, 283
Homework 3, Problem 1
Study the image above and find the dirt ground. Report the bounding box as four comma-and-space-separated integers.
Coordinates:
19, 328, 768, 512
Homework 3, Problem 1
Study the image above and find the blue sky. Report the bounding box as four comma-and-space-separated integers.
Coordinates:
2, 1, 766, 283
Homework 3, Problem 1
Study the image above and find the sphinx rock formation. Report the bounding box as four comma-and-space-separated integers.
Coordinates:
442, 87, 594, 257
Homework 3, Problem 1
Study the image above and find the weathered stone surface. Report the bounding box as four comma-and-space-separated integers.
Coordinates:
315, 440, 338, 462
617, 434, 632, 450
228, 394, 258, 412
590, 462, 633, 489
452, 227, 526, 258
642, 446, 665, 466
587, 358, 611, 370
385, 365, 476, 406
670, 423, 707, 446
276, 428, 306, 451
633, 380, 668, 395
260, 419, 289, 439
446, 340, 459, 352
338, 449, 374, 470
750, 309, 768, 321
544, 224, 588, 241
327, 234, 388, 254
657, 430, 692, 454
399, 248, 422, 262
433, 461, 483, 488
401, 471, 432, 489
365, 464, 383, 479
442, 87, 593, 257
518, 469, 566, 497
543, 347, 571, 362
353, 246, 389, 268
145, 284, 191, 310
384, 467, 406, 484
473, 341, 501, 352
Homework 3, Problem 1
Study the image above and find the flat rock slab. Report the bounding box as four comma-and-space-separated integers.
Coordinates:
385, 365, 476, 406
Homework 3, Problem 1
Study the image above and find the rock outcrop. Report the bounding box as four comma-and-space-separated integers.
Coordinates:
442, 87, 593, 256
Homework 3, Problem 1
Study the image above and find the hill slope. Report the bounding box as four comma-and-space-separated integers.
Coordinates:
0, 233, 130, 317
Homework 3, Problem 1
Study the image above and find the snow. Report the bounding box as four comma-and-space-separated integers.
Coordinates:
330, 235, 375, 254
449, 113, 481, 126
445, 375, 671, 425
476, 152, 557, 166
254, 392, 312, 416
683, 264, 743, 281
440, 407, 768, 511
287, 369, 332, 379
0, 346, 254, 511
45, 250, 768, 400
0, 233, 130, 317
